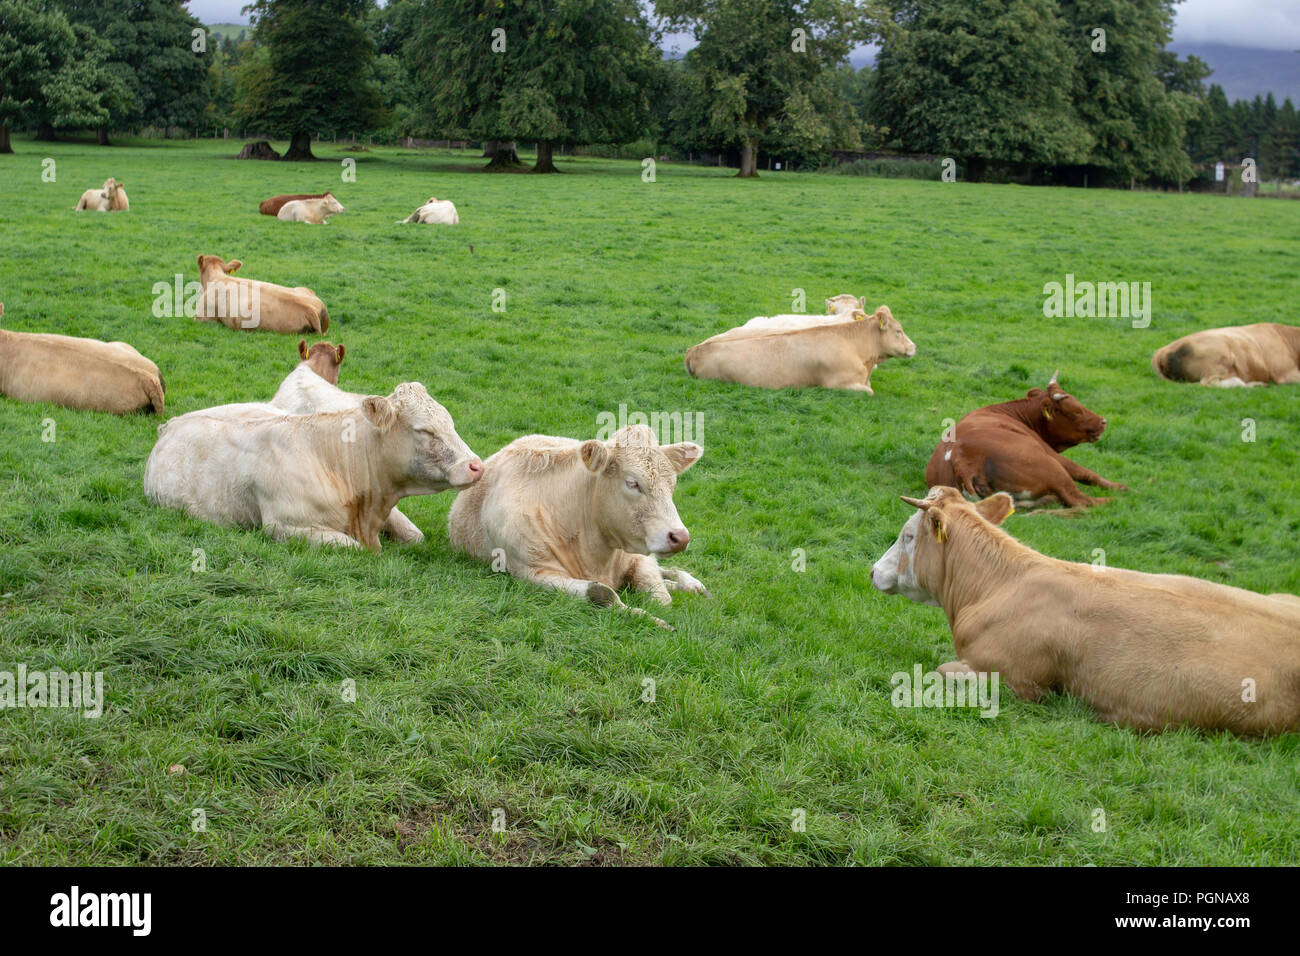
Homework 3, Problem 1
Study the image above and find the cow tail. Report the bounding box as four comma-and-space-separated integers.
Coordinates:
1152, 349, 1168, 379
684, 349, 696, 377
317, 305, 330, 335
145, 374, 166, 415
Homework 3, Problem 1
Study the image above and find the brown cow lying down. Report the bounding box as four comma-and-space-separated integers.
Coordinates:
268, 340, 425, 544
0, 302, 164, 414
1152, 323, 1300, 387
144, 383, 483, 551
75, 178, 129, 212
448, 424, 708, 627
194, 255, 329, 334
259, 193, 328, 216
925, 373, 1125, 508
684, 306, 916, 393
872, 487, 1300, 735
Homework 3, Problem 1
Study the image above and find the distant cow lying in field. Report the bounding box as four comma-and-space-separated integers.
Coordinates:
75, 178, 129, 212
398, 197, 459, 224
144, 382, 483, 551
0, 303, 164, 414
277, 193, 344, 224
269, 339, 425, 543
925, 374, 1124, 508
259, 193, 328, 216
685, 305, 915, 393
194, 254, 329, 334
1152, 323, 1300, 387
826, 294, 865, 315
872, 487, 1300, 735
448, 423, 708, 626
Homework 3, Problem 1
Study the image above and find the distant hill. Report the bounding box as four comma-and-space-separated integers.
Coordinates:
207, 22, 252, 44
1168, 44, 1300, 104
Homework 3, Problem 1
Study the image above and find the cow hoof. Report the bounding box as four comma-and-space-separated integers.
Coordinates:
586, 582, 619, 608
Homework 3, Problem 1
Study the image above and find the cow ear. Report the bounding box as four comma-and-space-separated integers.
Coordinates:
579, 439, 611, 474
928, 510, 948, 542
975, 493, 1015, 525
225, 260, 242, 273
824, 298, 833, 311
858, 296, 866, 309
298, 339, 308, 360
662, 442, 703, 475
196, 254, 206, 269
361, 396, 397, 432
1026, 388, 1044, 397
335, 344, 345, 364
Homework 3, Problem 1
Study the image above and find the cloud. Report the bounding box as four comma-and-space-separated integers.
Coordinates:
1172, 0, 1300, 51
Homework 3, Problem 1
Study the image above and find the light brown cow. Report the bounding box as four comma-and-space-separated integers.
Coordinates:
1152, 323, 1300, 387
872, 487, 1300, 735
74, 178, 129, 212
0, 303, 164, 414
259, 193, 328, 216
194, 255, 329, 334
144, 383, 483, 551
277, 194, 344, 224
685, 306, 916, 393
448, 424, 707, 625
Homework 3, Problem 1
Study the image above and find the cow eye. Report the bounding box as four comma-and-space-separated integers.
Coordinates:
625, 478, 641, 492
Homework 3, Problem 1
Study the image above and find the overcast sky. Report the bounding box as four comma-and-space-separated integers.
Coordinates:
188, 0, 1300, 52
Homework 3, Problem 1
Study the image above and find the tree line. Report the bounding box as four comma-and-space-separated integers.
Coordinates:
1, 0, 1295, 185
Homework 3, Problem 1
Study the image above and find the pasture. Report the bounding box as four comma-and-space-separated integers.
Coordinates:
0, 137, 1298, 865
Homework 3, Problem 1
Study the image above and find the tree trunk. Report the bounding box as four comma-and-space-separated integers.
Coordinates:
0, 124, 11, 154
737, 138, 759, 178
532, 139, 559, 173
282, 131, 315, 161
35, 123, 56, 142
97, 126, 110, 146
483, 140, 521, 169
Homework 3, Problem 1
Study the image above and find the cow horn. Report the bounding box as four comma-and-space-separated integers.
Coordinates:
900, 495, 928, 509
1048, 369, 1059, 385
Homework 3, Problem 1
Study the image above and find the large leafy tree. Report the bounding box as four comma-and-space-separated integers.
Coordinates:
37, 25, 133, 143
235, 0, 384, 160
658, 0, 872, 177
406, 0, 661, 172
871, 0, 1091, 180
0, 0, 74, 153
55, 0, 211, 140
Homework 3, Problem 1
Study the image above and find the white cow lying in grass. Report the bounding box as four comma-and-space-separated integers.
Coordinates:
741, 293, 870, 331
398, 196, 459, 224
268, 340, 426, 543
448, 423, 708, 626
144, 382, 482, 551
277, 193, 345, 224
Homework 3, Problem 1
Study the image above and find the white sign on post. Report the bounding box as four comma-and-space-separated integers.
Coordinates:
1215, 161, 1225, 182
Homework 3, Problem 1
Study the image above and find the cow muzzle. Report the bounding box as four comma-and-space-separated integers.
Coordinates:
451, 457, 484, 488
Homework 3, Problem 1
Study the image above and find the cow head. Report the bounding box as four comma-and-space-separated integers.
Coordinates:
426, 196, 439, 205
872, 487, 1014, 605
578, 424, 702, 557
298, 339, 345, 385
196, 255, 242, 278
102, 178, 120, 196
826, 294, 865, 315
870, 306, 917, 357
321, 193, 345, 215
361, 382, 482, 491
1027, 373, 1107, 450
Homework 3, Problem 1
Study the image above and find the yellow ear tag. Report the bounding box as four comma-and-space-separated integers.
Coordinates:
1042, 406, 1053, 421
878, 315, 886, 329
936, 525, 947, 543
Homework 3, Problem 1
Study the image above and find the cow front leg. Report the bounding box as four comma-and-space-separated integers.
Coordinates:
382, 507, 425, 543
660, 566, 711, 598
1058, 456, 1127, 491
265, 523, 368, 550
625, 555, 673, 605
526, 570, 673, 629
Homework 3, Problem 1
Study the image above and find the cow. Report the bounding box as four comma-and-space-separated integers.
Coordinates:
194, 255, 329, 334
397, 197, 460, 225
1152, 323, 1300, 387
684, 305, 915, 393
825, 294, 865, 315
871, 486, 1300, 735
269, 340, 425, 543
277, 193, 345, 224
447, 423, 707, 626
74, 178, 129, 212
924, 374, 1125, 508
143, 382, 483, 551
0, 303, 164, 414
260, 193, 329, 216
741, 305, 871, 332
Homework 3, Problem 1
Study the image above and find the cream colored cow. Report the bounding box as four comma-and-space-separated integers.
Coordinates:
277, 193, 345, 224
144, 383, 483, 551
1152, 323, 1300, 387
194, 255, 329, 334
0, 303, 164, 414
397, 197, 459, 224
74, 178, 129, 212
448, 424, 707, 624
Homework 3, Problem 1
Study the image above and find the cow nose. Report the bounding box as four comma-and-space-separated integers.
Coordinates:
466, 458, 484, 478
667, 528, 690, 552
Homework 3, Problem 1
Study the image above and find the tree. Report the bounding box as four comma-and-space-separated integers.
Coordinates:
658, 0, 871, 177
236, 0, 384, 160
38, 25, 132, 144
872, 0, 1090, 180
0, 0, 75, 153
406, 0, 661, 173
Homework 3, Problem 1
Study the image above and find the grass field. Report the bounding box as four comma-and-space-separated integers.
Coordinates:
1, 136, 1298, 865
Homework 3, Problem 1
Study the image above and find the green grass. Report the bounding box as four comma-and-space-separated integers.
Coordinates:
1, 136, 1298, 865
